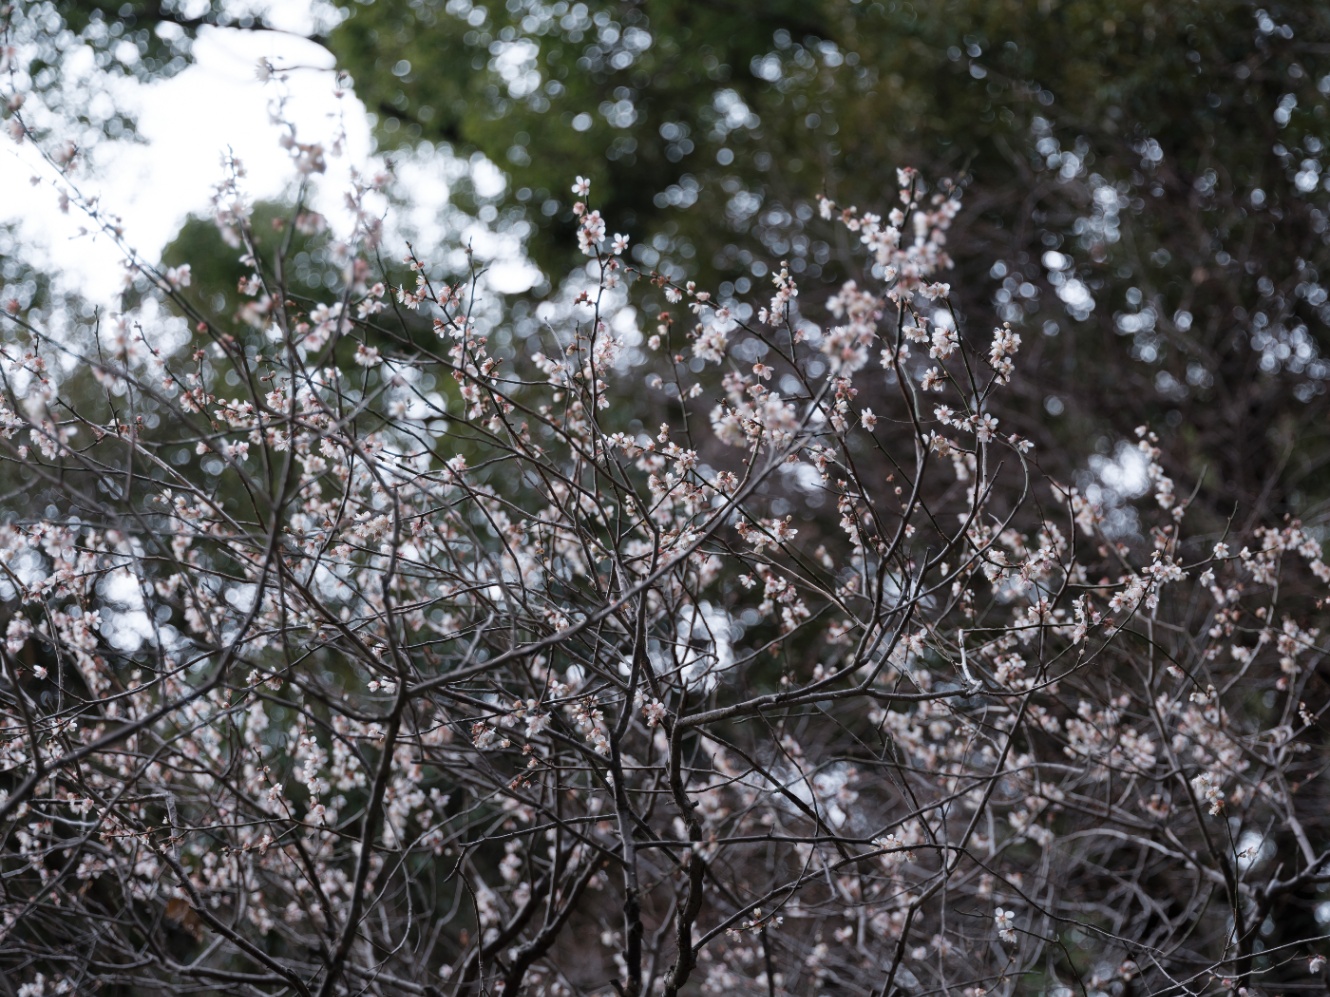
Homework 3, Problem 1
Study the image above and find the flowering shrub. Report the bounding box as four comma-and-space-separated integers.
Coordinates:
1, 68, 1329, 997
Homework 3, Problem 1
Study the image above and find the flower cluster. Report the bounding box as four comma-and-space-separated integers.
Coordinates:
0, 60, 1326, 997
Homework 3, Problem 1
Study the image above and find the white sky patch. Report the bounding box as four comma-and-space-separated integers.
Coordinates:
782, 461, 823, 494
112, 27, 369, 237
768, 761, 858, 830
0, 3, 538, 305
2, 23, 374, 301
98, 567, 154, 654
493, 38, 541, 99
652, 602, 736, 692
1056, 276, 1095, 318
1090, 441, 1150, 501
386, 149, 540, 294
1079, 439, 1151, 538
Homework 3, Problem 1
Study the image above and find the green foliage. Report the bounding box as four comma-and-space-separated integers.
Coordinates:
161, 200, 331, 326
41, 0, 1327, 528
328, 0, 1330, 529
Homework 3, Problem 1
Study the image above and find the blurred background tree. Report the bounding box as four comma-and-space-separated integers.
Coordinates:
33, 0, 1330, 529
325, 0, 1330, 532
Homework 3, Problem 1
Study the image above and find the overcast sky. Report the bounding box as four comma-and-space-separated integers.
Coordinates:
1, 9, 536, 305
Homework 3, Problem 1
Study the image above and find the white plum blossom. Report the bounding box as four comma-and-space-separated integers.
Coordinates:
0, 120, 1321, 997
